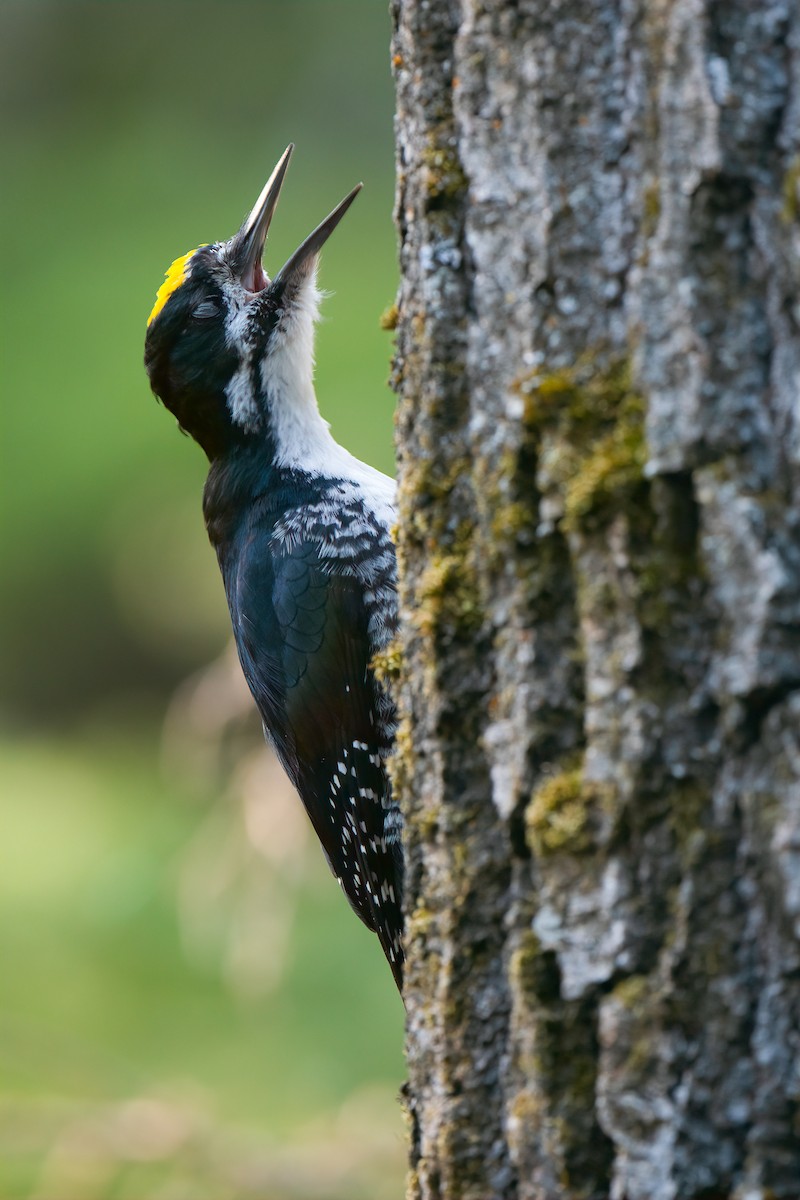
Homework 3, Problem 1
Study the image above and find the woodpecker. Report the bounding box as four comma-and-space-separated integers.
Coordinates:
144, 145, 403, 990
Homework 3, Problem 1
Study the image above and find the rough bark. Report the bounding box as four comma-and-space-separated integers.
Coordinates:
390, 2, 800, 1198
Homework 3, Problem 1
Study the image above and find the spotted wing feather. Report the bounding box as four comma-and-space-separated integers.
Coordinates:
229, 532, 403, 987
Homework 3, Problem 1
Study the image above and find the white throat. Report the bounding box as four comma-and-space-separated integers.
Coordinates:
236, 274, 397, 519
259, 279, 343, 471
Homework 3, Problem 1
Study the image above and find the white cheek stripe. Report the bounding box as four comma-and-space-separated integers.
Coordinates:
223, 286, 261, 429
225, 361, 259, 428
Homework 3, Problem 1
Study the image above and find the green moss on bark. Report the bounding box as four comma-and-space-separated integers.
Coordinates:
606, 973, 664, 1078
421, 130, 469, 207
371, 638, 403, 686
415, 540, 483, 637
527, 764, 590, 855
380, 302, 399, 331
642, 181, 662, 237
401, 450, 484, 641
515, 355, 647, 533
510, 930, 560, 1007
782, 154, 800, 224
526, 757, 617, 857
612, 973, 650, 1009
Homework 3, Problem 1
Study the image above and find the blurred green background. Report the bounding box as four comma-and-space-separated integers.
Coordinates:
1, 3, 404, 1197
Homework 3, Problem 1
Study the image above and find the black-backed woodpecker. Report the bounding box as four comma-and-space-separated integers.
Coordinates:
144, 145, 403, 990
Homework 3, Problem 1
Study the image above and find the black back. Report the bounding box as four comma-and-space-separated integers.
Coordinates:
205, 452, 404, 988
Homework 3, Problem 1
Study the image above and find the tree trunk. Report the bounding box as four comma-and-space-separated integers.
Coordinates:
390, 1, 800, 1197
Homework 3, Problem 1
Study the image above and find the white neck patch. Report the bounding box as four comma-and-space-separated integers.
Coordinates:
260, 273, 326, 462
228, 270, 397, 518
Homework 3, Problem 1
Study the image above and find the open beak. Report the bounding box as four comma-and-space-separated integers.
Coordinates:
231, 143, 294, 291
274, 182, 362, 287
232, 145, 362, 295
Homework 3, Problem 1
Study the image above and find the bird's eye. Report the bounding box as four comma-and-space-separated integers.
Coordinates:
192, 299, 221, 321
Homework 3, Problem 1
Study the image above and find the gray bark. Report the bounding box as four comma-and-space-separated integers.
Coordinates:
389, 1, 800, 1198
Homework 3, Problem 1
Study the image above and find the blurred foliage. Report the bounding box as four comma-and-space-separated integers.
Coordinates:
1, 733, 404, 1199
1, 0, 398, 724
1, 3, 404, 1197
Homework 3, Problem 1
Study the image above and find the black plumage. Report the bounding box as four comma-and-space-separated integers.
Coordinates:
215, 471, 403, 985
144, 146, 404, 990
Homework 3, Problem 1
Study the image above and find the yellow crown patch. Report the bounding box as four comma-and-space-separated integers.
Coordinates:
147, 247, 206, 327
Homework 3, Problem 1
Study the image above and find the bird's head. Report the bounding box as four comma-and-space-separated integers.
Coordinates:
144, 144, 361, 460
